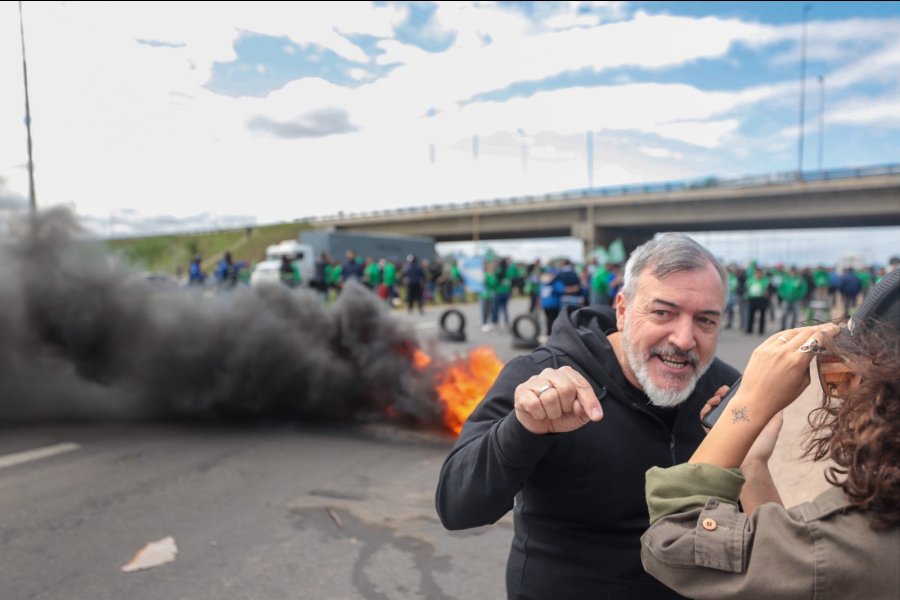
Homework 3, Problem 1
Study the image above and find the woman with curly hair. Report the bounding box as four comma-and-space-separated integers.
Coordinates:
640, 268, 900, 599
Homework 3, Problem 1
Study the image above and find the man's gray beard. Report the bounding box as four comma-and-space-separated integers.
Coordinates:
621, 326, 713, 408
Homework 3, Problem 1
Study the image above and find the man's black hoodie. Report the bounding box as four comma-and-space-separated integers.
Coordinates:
436, 305, 739, 599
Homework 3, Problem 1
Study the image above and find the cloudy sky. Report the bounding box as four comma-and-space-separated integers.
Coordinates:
1, 1, 898, 259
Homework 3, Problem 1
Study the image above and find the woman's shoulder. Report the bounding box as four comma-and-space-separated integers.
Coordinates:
788, 487, 900, 595
791, 486, 854, 521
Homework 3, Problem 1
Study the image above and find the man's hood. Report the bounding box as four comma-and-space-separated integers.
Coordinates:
544, 304, 640, 403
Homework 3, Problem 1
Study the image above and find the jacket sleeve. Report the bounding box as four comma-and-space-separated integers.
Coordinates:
641, 463, 817, 599
435, 356, 555, 530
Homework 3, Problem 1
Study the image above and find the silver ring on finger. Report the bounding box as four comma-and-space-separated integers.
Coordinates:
799, 338, 821, 353
536, 383, 553, 396
777, 336, 789, 343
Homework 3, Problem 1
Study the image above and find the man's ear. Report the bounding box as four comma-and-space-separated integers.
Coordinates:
614, 292, 627, 330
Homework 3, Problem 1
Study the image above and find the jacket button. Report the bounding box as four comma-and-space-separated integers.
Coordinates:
702, 518, 717, 531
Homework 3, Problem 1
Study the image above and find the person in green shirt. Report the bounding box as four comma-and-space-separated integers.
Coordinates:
858, 268, 872, 295
364, 257, 381, 291
591, 262, 609, 307
491, 258, 513, 327
812, 266, 830, 301
450, 261, 463, 302
327, 260, 342, 300
745, 267, 770, 336
382, 258, 397, 306
778, 267, 808, 329
480, 260, 497, 331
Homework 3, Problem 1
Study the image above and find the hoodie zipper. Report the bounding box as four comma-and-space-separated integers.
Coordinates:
669, 435, 676, 465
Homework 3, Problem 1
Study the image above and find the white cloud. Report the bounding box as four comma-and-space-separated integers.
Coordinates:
374, 10, 778, 117
826, 39, 900, 88
769, 18, 900, 67
828, 93, 900, 126
421, 83, 744, 148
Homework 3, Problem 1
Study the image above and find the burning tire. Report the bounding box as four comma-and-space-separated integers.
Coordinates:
439, 309, 466, 342
511, 314, 540, 349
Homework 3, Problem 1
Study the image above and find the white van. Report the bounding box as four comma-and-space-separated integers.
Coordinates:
250, 240, 315, 287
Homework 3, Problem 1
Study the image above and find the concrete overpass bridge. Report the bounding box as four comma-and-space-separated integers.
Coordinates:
310, 165, 900, 255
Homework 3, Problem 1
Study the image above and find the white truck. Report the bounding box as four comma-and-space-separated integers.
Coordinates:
249, 240, 315, 287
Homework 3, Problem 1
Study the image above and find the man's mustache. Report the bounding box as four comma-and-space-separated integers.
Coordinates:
650, 346, 699, 368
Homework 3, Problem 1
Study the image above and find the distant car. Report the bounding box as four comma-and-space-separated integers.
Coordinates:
248, 261, 282, 286
250, 240, 315, 287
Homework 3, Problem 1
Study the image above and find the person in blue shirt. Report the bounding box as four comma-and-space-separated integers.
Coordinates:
188, 254, 205, 285
215, 252, 239, 289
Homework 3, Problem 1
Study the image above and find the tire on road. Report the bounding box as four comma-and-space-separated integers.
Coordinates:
511, 314, 540, 349
439, 308, 467, 342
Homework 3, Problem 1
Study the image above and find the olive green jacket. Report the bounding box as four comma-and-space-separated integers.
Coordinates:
641, 463, 900, 599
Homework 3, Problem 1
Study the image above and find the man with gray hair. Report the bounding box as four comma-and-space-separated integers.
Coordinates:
436, 233, 739, 599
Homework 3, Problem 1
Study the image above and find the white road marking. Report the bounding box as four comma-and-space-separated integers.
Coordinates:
0, 443, 81, 471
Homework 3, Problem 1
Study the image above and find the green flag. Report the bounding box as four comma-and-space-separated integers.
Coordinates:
590, 246, 609, 264
608, 239, 626, 263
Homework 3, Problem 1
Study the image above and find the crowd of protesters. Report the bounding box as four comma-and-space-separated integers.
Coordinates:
721, 261, 894, 335
303, 250, 466, 313
182, 247, 898, 339
459, 256, 895, 340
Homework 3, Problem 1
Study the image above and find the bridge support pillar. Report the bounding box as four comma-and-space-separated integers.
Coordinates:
571, 219, 597, 259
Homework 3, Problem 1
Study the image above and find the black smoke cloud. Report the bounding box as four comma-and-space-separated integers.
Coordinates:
0, 207, 442, 426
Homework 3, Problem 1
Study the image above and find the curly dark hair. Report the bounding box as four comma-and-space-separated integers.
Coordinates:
805, 320, 900, 530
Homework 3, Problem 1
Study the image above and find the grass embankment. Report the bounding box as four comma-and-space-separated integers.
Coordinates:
106, 222, 311, 274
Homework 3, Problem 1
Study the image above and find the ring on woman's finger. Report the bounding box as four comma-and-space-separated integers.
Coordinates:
777, 336, 789, 343
536, 384, 553, 396
799, 338, 822, 353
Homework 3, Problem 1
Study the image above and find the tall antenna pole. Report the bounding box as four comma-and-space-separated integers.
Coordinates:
796, 4, 812, 180
19, 1, 37, 214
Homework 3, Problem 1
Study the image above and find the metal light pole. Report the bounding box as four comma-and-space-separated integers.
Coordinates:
796, 4, 812, 180
19, 1, 37, 214
817, 75, 825, 172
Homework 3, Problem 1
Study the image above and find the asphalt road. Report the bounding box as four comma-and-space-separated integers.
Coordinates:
3, 297, 821, 600
1, 421, 515, 600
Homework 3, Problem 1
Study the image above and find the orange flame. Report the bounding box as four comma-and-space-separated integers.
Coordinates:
412, 348, 432, 370
436, 347, 503, 436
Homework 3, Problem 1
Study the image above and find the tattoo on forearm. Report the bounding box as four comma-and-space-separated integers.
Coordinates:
731, 406, 749, 424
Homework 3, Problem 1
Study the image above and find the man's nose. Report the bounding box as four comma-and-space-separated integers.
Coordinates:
668, 317, 697, 350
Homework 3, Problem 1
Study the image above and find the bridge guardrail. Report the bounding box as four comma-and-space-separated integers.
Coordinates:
321, 163, 900, 222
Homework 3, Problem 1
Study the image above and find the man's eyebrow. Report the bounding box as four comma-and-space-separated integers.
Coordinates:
650, 298, 722, 317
